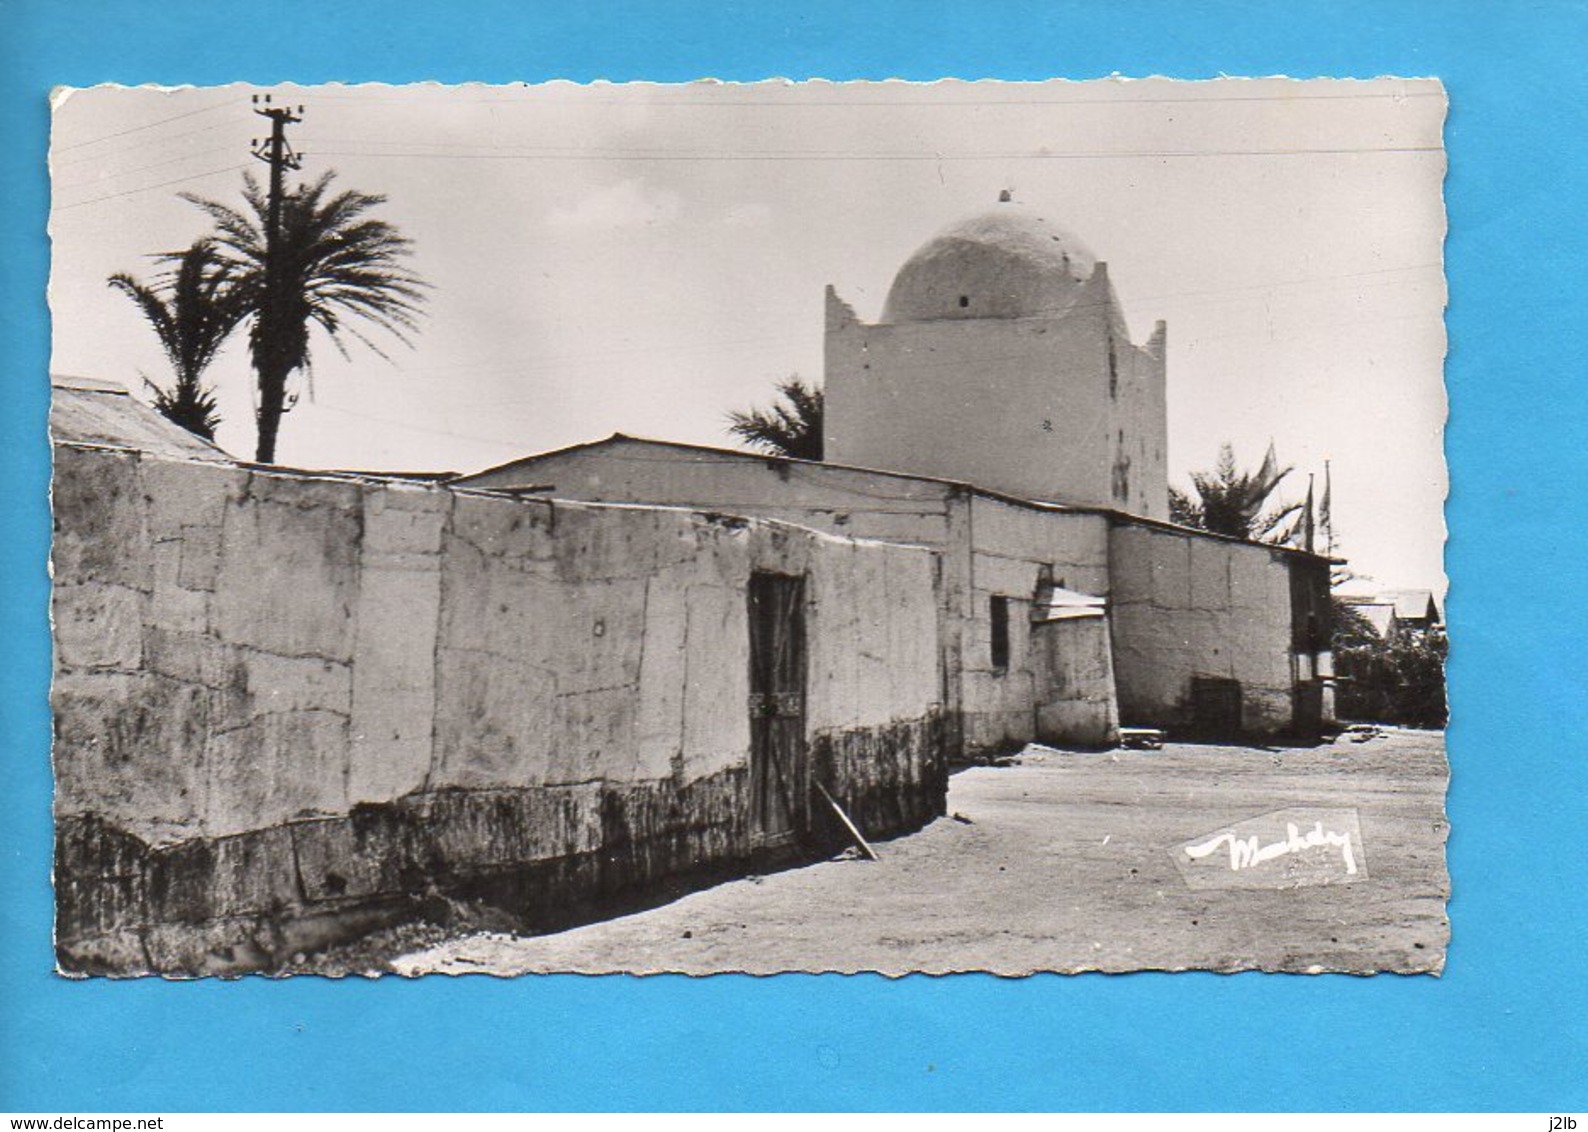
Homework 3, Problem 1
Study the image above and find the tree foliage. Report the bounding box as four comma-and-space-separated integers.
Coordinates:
1332, 595, 1447, 729
181, 171, 427, 463
1169, 441, 1303, 543
107, 238, 246, 441
726, 376, 824, 461
1330, 595, 1382, 649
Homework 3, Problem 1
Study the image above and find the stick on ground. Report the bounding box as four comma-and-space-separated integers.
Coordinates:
816, 781, 879, 861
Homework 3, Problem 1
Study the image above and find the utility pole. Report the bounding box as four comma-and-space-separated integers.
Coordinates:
249, 94, 304, 462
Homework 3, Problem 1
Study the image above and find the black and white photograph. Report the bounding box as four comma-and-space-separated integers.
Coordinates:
47, 78, 1449, 978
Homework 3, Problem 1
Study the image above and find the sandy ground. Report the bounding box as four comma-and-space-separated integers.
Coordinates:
392, 728, 1449, 976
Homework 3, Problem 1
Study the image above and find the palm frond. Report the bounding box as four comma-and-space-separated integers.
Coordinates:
726, 377, 824, 460
1174, 441, 1306, 545
179, 169, 429, 459
107, 238, 247, 441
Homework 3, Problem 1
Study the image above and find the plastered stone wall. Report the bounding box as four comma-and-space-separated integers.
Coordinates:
460, 441, 1131, 755
1107, 521, 1299, 734
459, 441, 976, 752
52, 445, 945, 973
959, 498, 1115, 752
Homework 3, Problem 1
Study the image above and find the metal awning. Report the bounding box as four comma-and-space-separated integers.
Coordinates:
1030, 581, 1106, 622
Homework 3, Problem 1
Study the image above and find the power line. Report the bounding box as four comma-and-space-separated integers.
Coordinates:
51, 145, 236, 194
52, 117, 247, 170
304, 88, 1444, 108
306, 144, 1441, 163
362, 265, 1438, 388
53, 96, 248, 153
53, 163, 250, 212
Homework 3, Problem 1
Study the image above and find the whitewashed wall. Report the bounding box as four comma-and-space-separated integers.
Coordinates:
1108, 521, 1298, 733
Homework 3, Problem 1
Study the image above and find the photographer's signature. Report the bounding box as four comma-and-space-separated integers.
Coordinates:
1184, 820, 1358, 875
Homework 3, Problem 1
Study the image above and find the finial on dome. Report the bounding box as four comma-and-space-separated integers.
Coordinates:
998, 188, 1013, 203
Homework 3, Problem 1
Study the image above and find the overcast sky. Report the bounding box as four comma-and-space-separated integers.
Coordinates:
49, 78, 1447, 593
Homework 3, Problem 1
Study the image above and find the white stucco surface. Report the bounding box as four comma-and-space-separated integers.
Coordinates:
825, 207, 1168, 518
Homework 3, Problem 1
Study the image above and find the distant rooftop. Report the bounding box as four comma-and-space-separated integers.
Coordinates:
1338, 588, 1442, 625
50, 376, 231, 462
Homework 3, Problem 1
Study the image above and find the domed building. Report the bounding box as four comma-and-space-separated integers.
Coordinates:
881, 208, 1099, 324
825, 203, 1168, 519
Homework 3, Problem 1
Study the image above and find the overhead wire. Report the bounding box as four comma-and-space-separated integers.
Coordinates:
302, 88, 1444, 108
52, 95, 250, 153
51, 145, 240, 194
51, 116, 250, 169
391, 328, 814, 381
337, 264, 1439, 392
53, 163, 252, 212
302, 143, 1441, 163
303, 401, 537, 453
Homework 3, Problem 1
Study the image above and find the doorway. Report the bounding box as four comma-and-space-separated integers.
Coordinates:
1190, 675, 1243, 739
747, 572, 809, 847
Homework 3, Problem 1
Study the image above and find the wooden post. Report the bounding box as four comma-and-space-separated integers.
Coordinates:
816, 781, 879, 862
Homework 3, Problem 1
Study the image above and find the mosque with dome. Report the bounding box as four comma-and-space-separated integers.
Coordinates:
825, 205, 1168, 519
458, 201, 1336, 758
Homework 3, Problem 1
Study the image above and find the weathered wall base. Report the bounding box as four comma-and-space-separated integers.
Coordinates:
810, 713, 948, 838
58, 714, 945, 976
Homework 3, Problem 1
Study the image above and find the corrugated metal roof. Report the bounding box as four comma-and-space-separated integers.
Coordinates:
50, 376, 232, 462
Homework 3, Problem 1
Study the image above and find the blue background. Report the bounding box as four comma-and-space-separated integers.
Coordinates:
3, 0, 1584, 1112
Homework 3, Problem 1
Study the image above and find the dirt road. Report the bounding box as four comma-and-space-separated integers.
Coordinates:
394, 728, 1449, 976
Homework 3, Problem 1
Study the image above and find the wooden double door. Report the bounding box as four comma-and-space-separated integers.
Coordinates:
747, 572, 808, 847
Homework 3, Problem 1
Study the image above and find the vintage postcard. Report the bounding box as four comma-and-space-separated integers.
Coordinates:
47, 78, 1448, 977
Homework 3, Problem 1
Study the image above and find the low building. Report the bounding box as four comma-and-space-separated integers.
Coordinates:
453, 433, 1335, 754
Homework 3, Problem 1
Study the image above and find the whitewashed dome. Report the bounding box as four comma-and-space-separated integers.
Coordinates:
881, 205, 1098, 323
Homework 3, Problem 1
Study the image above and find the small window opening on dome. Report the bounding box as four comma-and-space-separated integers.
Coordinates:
958, 295, 969, 308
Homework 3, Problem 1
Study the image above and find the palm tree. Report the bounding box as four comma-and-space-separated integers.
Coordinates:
107, 238, 246, 441
726, 377, 824, 460
1169, 442, 1303, 543
182, 171, 426, 463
